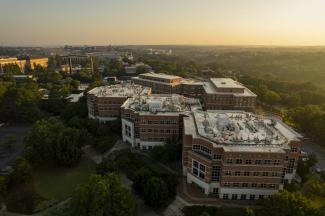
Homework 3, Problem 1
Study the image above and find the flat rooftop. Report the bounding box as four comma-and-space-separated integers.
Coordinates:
185, 110, 301, 152
139, 72, 182, 80
87, 83, 150, 98
210, 78, 245, 89
122, 94, 201, 115
203, 79, 257, 97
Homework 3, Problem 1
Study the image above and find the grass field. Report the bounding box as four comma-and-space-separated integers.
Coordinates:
33, 157, 96, 201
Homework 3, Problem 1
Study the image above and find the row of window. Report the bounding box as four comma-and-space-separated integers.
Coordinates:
222, 194, 270, 200
141, 128, 178, 134
141, 137, 169, 142
223, 182, 278, 189
140, 119, 178, 125
225, 170, 279, 177
226, 158, 281, 166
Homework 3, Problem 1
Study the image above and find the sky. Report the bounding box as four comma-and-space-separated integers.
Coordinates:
1, 0, 325, 46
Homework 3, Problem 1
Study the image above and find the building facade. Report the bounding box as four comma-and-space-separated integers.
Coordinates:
202, 78, 256, 111
132, 73, 256, 111
132, 72, 183, 94
87, 83, 151, 122
182, 110, 302, 200
121, 94, 201, 150
0, 57, 48, 73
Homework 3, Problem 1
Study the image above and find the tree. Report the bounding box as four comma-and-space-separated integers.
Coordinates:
9, 157, 32, 185
133, 167, 152, 193
143, 177, 169, 207
70, 173, 138, 216
255, 191, 321, 216
297, 154, 317, 182
55, 128, 82, 167
24, 118, 83, 167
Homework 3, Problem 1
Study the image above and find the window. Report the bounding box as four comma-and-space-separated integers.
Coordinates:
231, 194, 238, 200
226, 170, 232, 176
255, 160, 261, 165
192, 160, 206, 179
148, 146, 153, 150
245, 159, 252, 164
233, 183, 240, 187
287, 158, 295, 174
213, 154, 222, 160
193, 145, 200, 151
242, 183, 248, 187
212, 166, 221, 182
273, 160, 281, 165
291, 147, 298, 152
244, 171, 250, 176
227, 159, 233, 164
235, 171, 241, 176
271, 172, 278, 177
262, 172, 269, 177
142, 146, 147, 151
240, 194, 247, 200
260, 184, 267, 188
223, 194, 229, 200
259, 195, 264, 199
236, 159, 243, 164
224, 182, 231, 187
249, 195, 255, 200
253, 172, 259, 176
252, 183, 257, 188
212, 188, 219, 195
124, 125, 131, 137
264, 160, 272, 165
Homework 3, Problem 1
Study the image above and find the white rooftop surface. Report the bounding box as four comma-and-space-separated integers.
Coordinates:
203, 80, 256, 97
123, 94, 201, 115
185, 110, 301, 152
210, 78, 245, 89
88, 83, 149, 98
140, 72, 182, 80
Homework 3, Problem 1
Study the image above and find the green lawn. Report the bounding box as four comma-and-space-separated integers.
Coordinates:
33, 158, 96, 201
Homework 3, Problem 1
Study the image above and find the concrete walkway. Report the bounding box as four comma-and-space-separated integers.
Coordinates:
163, 196, 188, 216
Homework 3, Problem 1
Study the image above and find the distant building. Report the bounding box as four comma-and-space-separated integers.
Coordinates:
87, 83, 151, 122
0, 57, 48, 73
182, 110, 302, 200
124, 63, 152, 75
121, 94, 201, 150
132, 72, 256, 111
132, 72, 183, 94
202, 78, 256, 111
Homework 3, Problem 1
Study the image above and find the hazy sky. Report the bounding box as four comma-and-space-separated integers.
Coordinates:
1, 0, 325, 46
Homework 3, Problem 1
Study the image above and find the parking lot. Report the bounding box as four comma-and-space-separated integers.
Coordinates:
0, 123, 32, 172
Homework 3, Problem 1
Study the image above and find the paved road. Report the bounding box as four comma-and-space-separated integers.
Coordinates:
301, 141, 325, 170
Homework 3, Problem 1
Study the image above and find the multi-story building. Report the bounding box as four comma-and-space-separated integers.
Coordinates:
202, 78, 256, 111
132, 73, 256, 111
87, 83, 151, 122
132, 72, 183, 94
182, 110, 302, 200
0, 57, 48, 73
121, 94, 201, 150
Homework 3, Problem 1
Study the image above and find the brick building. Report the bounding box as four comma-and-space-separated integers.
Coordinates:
87, 83, 151, 122
182, 110, 302, 200
121, 94, 201, 150
132, 73, 256, 111
202, 78, 256, 111
132, 72, 183, 94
